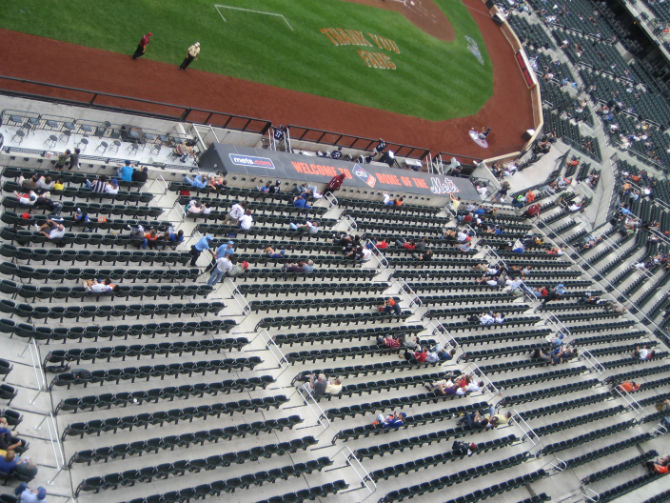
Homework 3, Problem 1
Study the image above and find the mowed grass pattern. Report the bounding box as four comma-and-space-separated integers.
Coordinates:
0, 0, 492, 120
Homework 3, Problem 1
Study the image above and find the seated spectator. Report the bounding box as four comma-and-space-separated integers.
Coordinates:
15, 191, 38, 207
416, 249, 433, 262
456, 379, 484, 396
330, 146, 343, 160
13, 482, 47, 502
174, 143, 196, 163
238, 209, 254, 232
52, 178, 65, 192
228, 258, 249, 278
300, 373, 328, 399
452, 440, 477, 456
14, 482, 47, 502
476, 276, 499, 287
458, 410, 490, 430
0, 427, 25, 453
82, 278, 118, 294
36, 220, 65, 241
645, 455, 670, 475
375, 238, 389, 250
325, 377, 343, 395
186, 200, 206, 215
73, 208, 91, 227
20, 175, 38, 191
429, 343, 456, 361
377, 335, 402, 349
104, 179, 120, 195
382, 193, 395, 206
632, 345, 654, 360
282, 260, 314, 274
373, 411, 406, 429
395, 238, 416, 250
142, 228, 159, 249
293, 194, 311, 209
85, 176, 107, 193
183, 173, 209, 189
404, 346, 428, 363
456, 242, 472, 253
475, 312, 495, 325
35, 176, 54, 192
166, 228, 184, 246
264, 246, 286, 259
617, 381, 641, 393
224, 201, 246, 225
132, 166, 149, 183
379, 297, 401, 316
359, 245, 373, 262
116, 160, 135, 182
523, 203, 541, 219
0, 450, 38, 481
289, 220, 319, 235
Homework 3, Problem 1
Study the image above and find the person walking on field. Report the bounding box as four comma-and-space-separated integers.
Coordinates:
179, 42, 200, 70
132, 32, 153, 60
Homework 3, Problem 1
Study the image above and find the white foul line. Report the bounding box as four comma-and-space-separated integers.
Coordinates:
214, 4, 294, 31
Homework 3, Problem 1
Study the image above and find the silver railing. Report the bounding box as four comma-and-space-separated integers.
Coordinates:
579, 349, 606, 375
331, 446, 376, 502
534, 219, 669, 342
509, 409, 542, 455
293, 386, 331, 436
252, 329, 290, 378
613, 385, 642, 414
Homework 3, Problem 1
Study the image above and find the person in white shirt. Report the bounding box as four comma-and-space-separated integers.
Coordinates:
456, 380, 483, 396
207, 255, 233, 286
225, 202, 245, 224
83, 278, 117, 293
104, 180, 119, 195
36, 176, 55, 191
479, 313, 495, 325
360, 246, 372, 262
15, 191, 38, 207
238, 209, 254, 232
37, 220, 65, 240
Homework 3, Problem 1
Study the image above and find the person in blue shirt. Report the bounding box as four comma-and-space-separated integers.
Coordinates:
293, 194, 311, 209
184, 174, 209, 189
116, 161, 135, 182
190, 234, 213, 266
0, 450, 18, 475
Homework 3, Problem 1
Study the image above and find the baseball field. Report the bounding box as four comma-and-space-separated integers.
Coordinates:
0, 0, 492, 121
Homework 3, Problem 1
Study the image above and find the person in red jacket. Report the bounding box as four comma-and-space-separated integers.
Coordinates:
405, 346, 428, 363
324, 173, 346, 195
132, 32, 153, 60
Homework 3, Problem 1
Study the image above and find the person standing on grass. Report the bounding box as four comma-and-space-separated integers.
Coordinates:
179, 42, 200, 70
132, 32, 153, 60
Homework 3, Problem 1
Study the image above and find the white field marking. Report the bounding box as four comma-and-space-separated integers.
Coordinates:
214, 3, 294, 31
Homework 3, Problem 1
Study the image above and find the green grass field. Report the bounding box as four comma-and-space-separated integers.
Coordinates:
0, 0, 492, 121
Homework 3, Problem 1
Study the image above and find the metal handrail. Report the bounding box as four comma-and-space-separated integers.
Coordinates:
579, 349, 606, 375
0, 74, 272, 133
613, 385, 642, 414
393, 279, 422, 310
365, 240, 389, 269
509, 408, 542, 454
333, 445, 376, 502
255, 329, 290, 377
294, 387, 331, 436
533, 219, 669, 343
